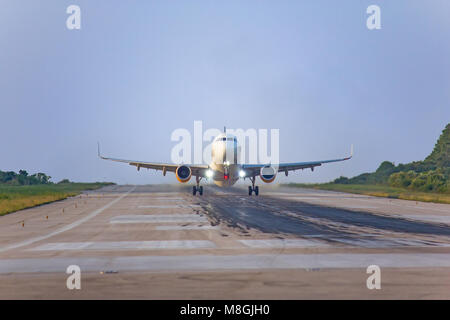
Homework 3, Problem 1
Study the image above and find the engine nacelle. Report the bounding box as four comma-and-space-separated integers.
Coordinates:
260, 166, 277, 183
176, 165, 192, 183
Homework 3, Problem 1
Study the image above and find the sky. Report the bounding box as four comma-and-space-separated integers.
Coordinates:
0, 0, 449, 185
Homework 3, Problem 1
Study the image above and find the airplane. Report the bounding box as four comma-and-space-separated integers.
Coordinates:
98, 129, 353, 196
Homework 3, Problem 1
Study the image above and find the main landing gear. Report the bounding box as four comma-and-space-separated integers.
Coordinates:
248, 176, 259, 196
193, 176, 203, 196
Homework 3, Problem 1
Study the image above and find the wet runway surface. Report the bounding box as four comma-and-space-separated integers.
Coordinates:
200, 186, 450, 247
0, 184, 449, 299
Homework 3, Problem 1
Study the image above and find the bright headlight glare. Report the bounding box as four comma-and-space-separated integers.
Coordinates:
239, 170, 246, 178
206, 170, 213, 178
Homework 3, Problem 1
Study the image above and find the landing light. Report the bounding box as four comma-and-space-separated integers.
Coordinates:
206, 170, 213, 178
239, 170, 246, 178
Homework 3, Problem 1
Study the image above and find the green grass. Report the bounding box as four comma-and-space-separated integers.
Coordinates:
285, 183, 450, 204
0, 183, 114, 216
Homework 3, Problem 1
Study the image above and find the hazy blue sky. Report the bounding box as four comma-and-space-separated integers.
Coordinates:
1, 0, 449, 184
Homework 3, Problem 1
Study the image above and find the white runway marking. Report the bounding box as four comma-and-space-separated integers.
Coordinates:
329, 237, 450, 248
239, 237, 450, 248
281, 197, 328, 201
110, 214, 208, 224
0, 186, 136, 253
280, 197, 377, 209
2, 253, 450, 273
388, 202, 450, 214
138, 204, 201, 209
239, 239, 330, 248
30, 240, 216, 251
147, 193, 183, 196
278, 194, 450, 213
155, 225, 219, 231
339, 205, 378, 209
138, 205, 180, 209
402, 215, 450, 225
151, 198, 184, 201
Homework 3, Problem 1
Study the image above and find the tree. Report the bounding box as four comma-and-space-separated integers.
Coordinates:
19, 170, 28, 177
18, 169, 29, 185
425, 123, 450, 167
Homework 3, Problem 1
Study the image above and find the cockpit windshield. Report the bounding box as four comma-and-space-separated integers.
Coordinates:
219, 137, 237, 142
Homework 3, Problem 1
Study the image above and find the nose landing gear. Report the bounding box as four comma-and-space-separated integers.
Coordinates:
248, 186, 259, 196
248, 176, 259, 196
193, 176, 203, 196
193, 186, 203, 195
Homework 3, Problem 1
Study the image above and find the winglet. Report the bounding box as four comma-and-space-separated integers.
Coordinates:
97, 142, 102, 159
343, 144, 353, 160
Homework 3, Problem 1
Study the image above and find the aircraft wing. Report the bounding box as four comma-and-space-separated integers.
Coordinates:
242, 145, 353, 176
98, 144, 209, 176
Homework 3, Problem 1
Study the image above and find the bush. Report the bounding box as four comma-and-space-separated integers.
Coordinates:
388, 171, 417, 188
389, 169, 448, 193
411, 173, 427, 189
334, 176, 350, 184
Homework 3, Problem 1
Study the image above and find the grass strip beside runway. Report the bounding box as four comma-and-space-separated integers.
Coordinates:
285, 183, 450, 204
0, 183, 113, 216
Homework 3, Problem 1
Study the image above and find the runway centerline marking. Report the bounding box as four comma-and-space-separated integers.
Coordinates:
0, 186, 136, 253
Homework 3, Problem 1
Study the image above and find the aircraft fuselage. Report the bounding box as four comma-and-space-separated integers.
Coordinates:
208, 133, 242, 187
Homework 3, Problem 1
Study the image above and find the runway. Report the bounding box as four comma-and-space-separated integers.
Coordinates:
0, 184, 449, 299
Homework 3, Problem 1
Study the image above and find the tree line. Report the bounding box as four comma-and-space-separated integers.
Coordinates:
333, 123, 450, 193
0, 170, 53, 185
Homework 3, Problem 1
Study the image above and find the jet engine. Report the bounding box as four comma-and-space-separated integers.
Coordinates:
260, 166, 277, 183
176, 165, 192, 183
